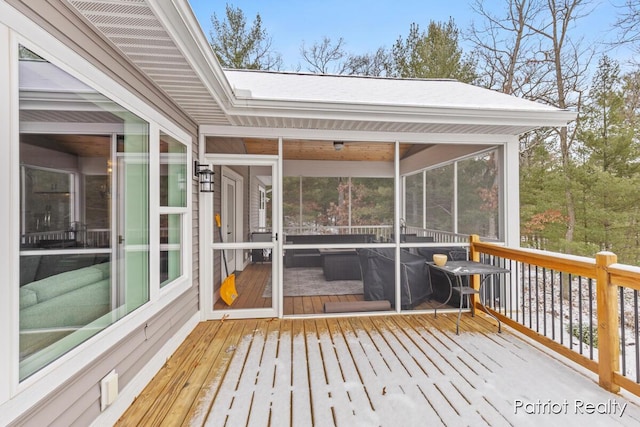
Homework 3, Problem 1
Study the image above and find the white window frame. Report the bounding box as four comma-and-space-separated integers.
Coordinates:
0, 5, 193, 418
158, 131, 190, 291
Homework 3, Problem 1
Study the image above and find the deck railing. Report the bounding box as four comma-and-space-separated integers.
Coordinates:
21, 228, 110, 248
470, 235, 640, 397
282, 225, 471, 244
283, 225, 393, 241
404, 226, 470, 244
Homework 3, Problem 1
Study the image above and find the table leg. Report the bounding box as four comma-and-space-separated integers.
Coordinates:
478, 275, 502, 333
432, 269, 454, 319
457, 276, 463, 335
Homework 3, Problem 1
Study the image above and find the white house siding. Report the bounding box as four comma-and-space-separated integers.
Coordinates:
3, 1, 200, 425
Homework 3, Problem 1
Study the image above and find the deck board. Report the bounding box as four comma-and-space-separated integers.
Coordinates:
117, 314, 640, 427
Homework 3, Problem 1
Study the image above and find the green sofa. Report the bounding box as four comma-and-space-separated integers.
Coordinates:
19, 262, 112, 357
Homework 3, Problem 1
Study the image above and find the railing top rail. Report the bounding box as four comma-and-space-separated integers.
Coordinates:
473, 241, 598, 279
608, 263, 640, 291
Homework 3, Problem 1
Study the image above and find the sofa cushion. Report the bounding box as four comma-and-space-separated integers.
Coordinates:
23, 266, 105, 303
91, 261, 111, 279
20, 279, 111, 330
19, 287, 38, 309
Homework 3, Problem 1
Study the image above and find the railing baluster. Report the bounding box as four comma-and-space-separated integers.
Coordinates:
620, 287, 626, 377
579, 276, 583, 356
516, 261, 521, 323
551, 269, 556, 341
568, 274, 574, 350
543, 267, 547, 336
560, 272, 564, 346
635, 290, 639, 383
589, 278, 594, 360
528, 264, 533, 329
535, 265, 540, 332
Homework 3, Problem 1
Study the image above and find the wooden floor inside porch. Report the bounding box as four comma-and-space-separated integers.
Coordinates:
117, 312, 640, 426
213, 263, 444, 314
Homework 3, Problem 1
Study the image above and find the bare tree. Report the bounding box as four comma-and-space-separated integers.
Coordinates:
299, 37, 348, 74
468, 0, 545, 95
616, 0, 640, 50
531, 0, 594, 246
343, 48, 392, 77
469, 0, 594, 250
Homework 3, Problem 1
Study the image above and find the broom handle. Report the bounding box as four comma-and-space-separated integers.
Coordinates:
215, 214, 230, 276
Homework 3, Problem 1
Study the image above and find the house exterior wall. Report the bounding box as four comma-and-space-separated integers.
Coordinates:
1, 1, 201, 425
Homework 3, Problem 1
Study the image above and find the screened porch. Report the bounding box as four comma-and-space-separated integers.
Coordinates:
204, 136, 512, 317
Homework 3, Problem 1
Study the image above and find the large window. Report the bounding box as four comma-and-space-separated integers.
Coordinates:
18, 47, 150, 379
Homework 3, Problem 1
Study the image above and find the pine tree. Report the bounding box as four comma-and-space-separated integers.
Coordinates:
209, 4, 281, 70
390, 19, 476, 82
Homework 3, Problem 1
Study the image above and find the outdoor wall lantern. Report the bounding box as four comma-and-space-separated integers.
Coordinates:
333, 141, 344, 151
194, 161, 214, 193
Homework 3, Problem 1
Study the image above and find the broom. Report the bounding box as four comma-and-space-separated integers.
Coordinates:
215, 213, 238, 306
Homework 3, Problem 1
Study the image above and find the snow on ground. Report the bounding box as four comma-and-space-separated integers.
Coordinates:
195, 315, 640, 427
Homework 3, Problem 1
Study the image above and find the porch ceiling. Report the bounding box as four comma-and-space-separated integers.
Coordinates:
244, 139, 420, 161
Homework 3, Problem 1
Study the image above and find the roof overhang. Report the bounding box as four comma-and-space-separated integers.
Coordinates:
66, 0, 577, 136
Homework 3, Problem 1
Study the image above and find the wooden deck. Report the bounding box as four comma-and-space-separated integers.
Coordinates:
117, 312, 640, 426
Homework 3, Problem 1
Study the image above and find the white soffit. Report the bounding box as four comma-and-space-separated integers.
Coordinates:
67, 0, 231, 125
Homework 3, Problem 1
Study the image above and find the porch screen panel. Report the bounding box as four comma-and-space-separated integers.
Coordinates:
18, 46, 149, 380
404, 172, 424, 228
425, 165, 454, 232
302, 177, 343, 233
457, 151, 500, 239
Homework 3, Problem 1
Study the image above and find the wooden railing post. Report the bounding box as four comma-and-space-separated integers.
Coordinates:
596, 251, 620, 392
469, 235, 481, 308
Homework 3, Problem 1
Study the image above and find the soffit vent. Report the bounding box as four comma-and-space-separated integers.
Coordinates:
68, 0, 230, 125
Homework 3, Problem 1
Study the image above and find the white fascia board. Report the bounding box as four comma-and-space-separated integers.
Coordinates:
225, 99, 577, 128
150, 0, 235, 111
201, 125, 526, 145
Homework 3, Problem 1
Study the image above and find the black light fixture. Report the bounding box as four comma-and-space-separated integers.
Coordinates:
333, 141, 344, 151
194, 161, 214, 193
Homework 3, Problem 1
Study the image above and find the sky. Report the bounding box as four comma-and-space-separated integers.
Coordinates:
187, 0, 632, 71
